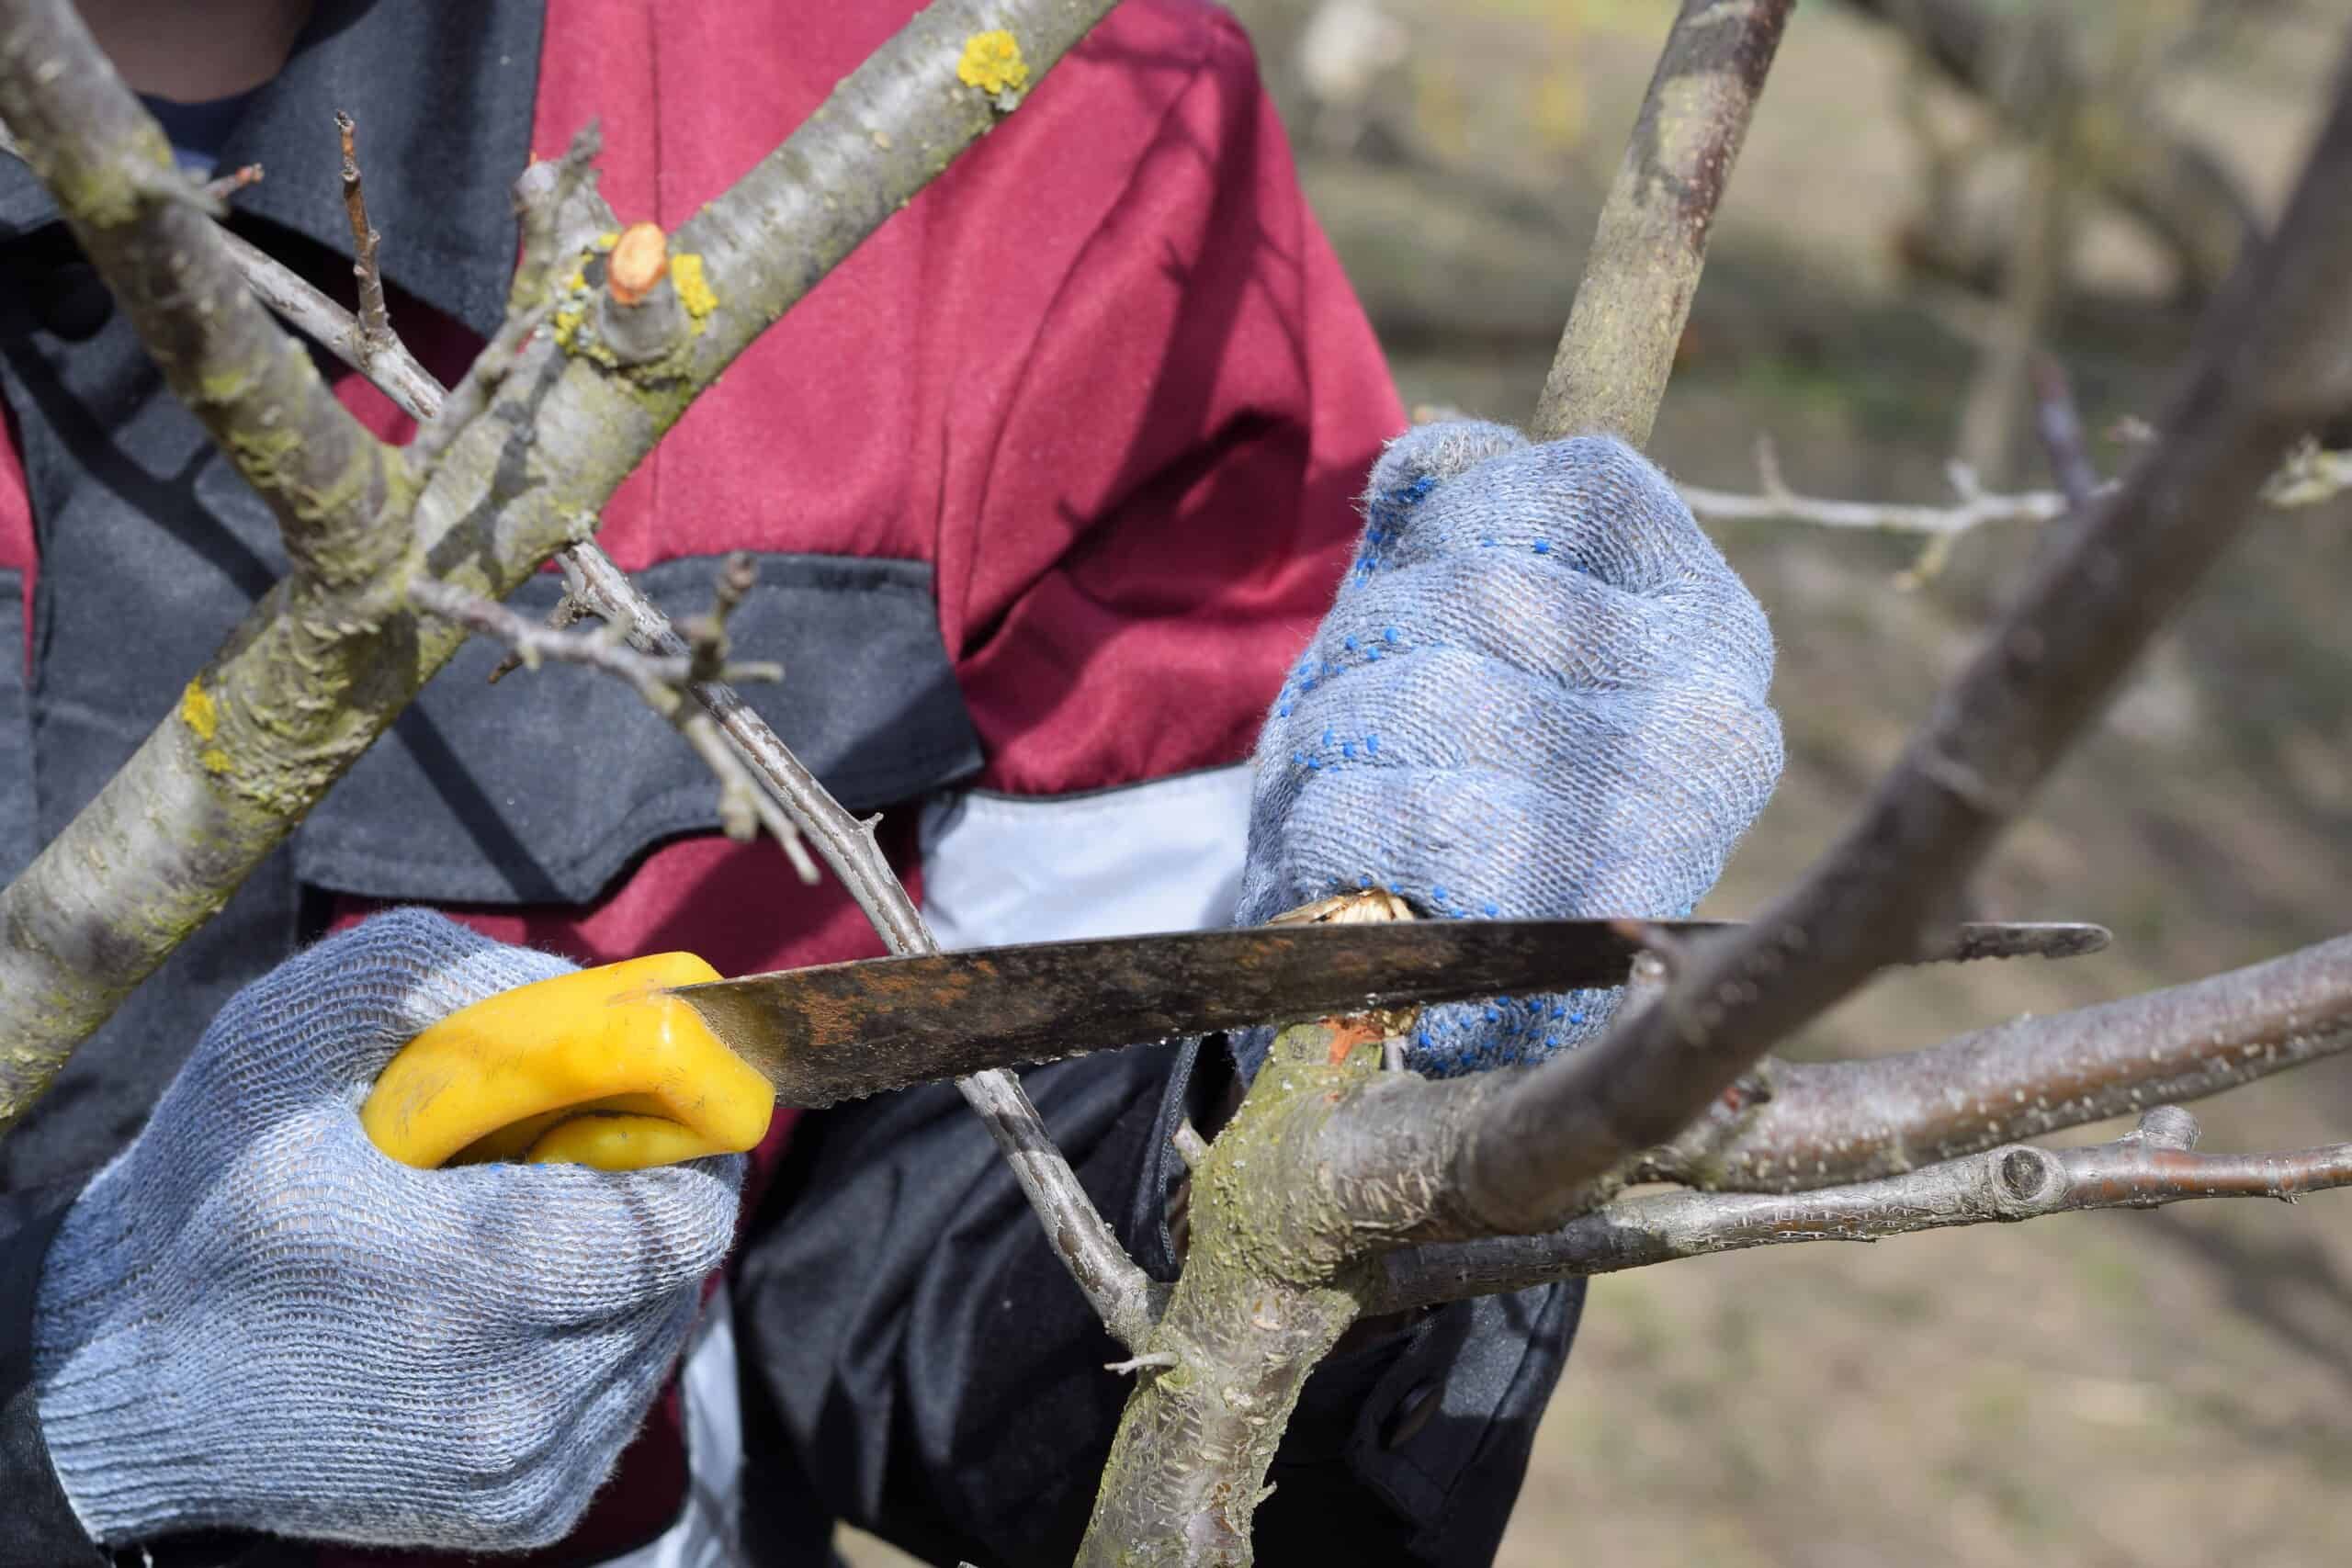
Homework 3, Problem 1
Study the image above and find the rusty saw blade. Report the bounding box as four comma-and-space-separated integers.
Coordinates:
667, 918, 2109, 1109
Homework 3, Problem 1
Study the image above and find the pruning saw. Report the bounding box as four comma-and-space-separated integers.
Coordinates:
358, 916, 2108, 1172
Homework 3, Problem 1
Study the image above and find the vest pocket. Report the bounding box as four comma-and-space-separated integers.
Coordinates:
294, 553, 983, 907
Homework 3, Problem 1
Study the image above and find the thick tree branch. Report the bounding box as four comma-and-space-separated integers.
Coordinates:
0, 0, 1124, 1140
1642, 931, 2352, 1192
1370, 1109, 2352, 1312
1329, 47, 2352, 1246
0, 0, 401, 589
1532, 0, 1795, 446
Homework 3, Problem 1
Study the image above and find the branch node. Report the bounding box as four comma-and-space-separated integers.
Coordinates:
1104, 1350, 1180, 1377
2132, 1104, 2202, 1153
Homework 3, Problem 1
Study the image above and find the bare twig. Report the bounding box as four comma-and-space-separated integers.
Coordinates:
407, 578, 781, 694
1371, 1110, 2352, 1312
1328, 48, 2352, 1246
203, 228, 445, 423
1678, 437, 2071, 536
334, 111, 393, 356
562, 541, 1164, 1351
1640, 931, 2352, 1192
201, 161, 262, 201
1678, 430, 2352, 547
1532, 0, 1796, 446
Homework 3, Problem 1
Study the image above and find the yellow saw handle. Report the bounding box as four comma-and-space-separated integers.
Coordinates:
360, 953, 776, 1172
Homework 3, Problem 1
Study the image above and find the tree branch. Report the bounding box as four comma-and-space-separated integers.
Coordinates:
1532, 0, 1796, 446
409, 573, 814, 879
1370, 1109, 2352, 1313
1677, 430, 2352, 559
0, 0, 401, 589
1329, 45, 2352, 1246
1679, 437, 2070, 535
1642, 931, 2352, 1192
0, 0, 1125, 1140
207, 225, 447, 425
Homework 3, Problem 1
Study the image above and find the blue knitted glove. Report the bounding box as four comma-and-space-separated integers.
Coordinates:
32, 909, 744, 1551
1237, 423, 1782, 1075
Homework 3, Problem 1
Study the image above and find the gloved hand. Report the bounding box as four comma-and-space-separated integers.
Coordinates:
32, 908, 745, 1551
1237, 423, 1782, 1075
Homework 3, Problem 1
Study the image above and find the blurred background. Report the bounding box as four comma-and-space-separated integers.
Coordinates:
850, 2, 2352, 1562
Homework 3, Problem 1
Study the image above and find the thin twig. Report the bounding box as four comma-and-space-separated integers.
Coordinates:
1371, 1109, 2352, 1312
213, 227, 445, 423
1678, 436, 2071, 535
563, 542, 1164, 1353
409, 574, 811, 877
1679, 430, 2352, 545
334, 110, 392, 356
407, 578, 780, 694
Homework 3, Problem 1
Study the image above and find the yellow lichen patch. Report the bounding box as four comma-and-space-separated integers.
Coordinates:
671, 253, 717, 321
198, 747, 233, 775
594, 231, 620, 252
957, 29, 1029, 96
180, 680, 220, 742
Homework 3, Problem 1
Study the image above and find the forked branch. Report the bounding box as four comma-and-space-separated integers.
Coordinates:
1368, 47, 2352, 1244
